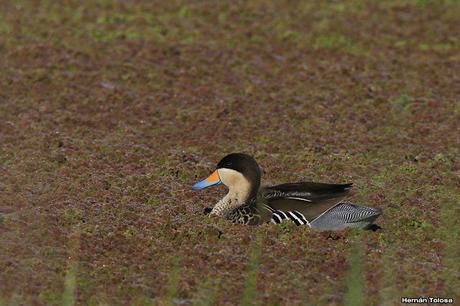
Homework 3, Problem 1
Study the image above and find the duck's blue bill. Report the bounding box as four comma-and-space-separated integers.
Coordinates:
192, 170, 221, 190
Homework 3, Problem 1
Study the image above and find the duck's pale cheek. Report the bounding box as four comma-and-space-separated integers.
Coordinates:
218, 168, 245, 187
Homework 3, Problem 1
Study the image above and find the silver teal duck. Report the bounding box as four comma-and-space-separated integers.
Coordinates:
192, 153, 382, 231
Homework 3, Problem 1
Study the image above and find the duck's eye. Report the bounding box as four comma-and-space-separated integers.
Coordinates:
224, 162, 232, 167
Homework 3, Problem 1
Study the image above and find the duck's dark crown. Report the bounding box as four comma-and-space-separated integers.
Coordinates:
216, 153, 261, 196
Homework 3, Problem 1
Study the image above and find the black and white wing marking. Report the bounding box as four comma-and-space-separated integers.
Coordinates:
270, 210, 310, 226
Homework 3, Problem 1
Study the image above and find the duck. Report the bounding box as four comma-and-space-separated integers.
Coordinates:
192, 153, 382, 231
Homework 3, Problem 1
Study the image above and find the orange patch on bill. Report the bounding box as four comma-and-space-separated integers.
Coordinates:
206, 170, 219, 183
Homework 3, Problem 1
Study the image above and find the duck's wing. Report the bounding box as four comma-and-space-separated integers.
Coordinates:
261, 182, 353, 222
309, 202, 382, 230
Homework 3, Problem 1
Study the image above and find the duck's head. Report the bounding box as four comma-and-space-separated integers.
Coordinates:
192, 153, 261, 201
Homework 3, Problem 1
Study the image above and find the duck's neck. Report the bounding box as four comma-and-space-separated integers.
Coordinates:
211, 187, 253, 217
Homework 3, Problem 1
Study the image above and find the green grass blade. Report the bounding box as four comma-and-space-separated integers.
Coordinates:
437, 187, 460, 298
344, 234, 365, 306
162, 257, 182, 306
241, 236, 262, 306
61, 231, 80, 306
